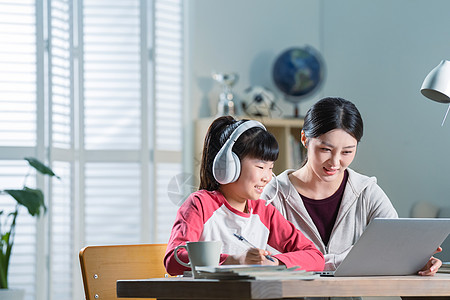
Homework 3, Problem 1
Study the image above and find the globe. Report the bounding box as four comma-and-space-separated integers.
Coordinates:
272, 46, 324, 116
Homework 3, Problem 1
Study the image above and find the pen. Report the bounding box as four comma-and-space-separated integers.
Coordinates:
233, 233, 275, 262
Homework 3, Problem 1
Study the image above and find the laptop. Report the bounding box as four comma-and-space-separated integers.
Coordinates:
317, 218, 450, 277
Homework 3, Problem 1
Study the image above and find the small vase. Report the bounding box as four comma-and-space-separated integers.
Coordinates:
0, 288, 25, 300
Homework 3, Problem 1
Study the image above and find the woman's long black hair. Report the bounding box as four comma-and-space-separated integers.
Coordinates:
303, 97, 364, 142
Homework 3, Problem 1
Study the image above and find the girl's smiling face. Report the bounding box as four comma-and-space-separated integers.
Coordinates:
304, 129, 357, 183
220, 156, 274, 211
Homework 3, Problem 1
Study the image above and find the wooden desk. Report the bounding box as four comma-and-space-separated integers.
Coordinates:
117, 274, 450, 299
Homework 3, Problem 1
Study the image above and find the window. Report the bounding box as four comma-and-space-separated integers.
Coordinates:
0, 1, 185, 300
0, 0, 37, 147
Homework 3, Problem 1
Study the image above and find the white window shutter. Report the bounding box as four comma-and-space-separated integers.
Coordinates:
154, 0, 185, 243
49, 0, 73, 298
83, 0, 141, 151
0, 2, 38, 300
50, 0, 72, 150
0, 1, 185, 299
84, 162, 142, 244
0, 2, 37, 147
49, 162, 73, 299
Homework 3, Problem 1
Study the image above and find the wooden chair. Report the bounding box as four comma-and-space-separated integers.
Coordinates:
79, 243, 168, 300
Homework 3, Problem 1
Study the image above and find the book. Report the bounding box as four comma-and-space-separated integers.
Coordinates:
194, 265, 319, 280
438, 262, 450, 274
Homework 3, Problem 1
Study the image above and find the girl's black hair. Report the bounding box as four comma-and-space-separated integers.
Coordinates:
199, 116, 279, 191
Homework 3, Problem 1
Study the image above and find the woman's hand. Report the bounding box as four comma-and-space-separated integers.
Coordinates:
418, 247, 442, 276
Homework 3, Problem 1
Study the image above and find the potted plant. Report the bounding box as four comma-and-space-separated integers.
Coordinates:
0, 157, 59, 299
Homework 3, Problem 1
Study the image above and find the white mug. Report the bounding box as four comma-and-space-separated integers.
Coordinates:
174, 241, 222, 278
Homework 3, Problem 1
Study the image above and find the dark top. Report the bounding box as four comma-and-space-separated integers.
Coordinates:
301, 170, 348, 246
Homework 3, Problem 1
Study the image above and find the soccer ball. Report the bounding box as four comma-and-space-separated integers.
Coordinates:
241, 86, 278, 117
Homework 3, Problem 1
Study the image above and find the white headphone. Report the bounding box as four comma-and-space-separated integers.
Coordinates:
212, 120, 266, 184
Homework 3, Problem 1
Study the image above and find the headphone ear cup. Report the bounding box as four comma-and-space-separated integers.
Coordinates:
229, 152, 241, 183
212, 143, 232, 185
212, 143, 241, 185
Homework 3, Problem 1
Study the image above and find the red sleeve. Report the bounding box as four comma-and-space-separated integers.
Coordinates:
163, 192, 229, 275
263, 203, 325, 271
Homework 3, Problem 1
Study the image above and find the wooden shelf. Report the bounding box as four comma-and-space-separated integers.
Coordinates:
194, 117, 305, 185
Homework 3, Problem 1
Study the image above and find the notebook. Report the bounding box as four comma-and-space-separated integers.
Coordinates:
317, 218, 450, 277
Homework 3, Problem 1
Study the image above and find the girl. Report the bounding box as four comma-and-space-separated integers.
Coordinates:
262, 97, 442, 276
164, 116, 324, 276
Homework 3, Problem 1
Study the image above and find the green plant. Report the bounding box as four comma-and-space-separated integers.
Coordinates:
0, 157, 59, 289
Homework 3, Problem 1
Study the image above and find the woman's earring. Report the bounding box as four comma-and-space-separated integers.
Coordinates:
300, 131, 307, 148
301, 139, 307, 148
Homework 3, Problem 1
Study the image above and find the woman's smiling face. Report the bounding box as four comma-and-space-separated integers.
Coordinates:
304, 128, 357, 183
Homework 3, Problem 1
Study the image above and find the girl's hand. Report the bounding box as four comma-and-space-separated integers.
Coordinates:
243, 248, 279, 266
222, 248, 280, 266
418, 247, 443, 276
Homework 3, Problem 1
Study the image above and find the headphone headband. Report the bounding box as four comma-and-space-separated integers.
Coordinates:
225, 120, 266, 143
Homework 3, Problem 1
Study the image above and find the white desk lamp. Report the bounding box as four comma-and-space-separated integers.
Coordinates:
421, 60, 450, 126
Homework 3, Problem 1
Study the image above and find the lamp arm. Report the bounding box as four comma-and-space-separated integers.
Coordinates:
441, 103, 450, 127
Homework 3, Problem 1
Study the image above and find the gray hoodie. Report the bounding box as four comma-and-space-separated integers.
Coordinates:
262, 168, 398, 271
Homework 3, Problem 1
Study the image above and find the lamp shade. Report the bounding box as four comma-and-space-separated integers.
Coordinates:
421, 60, 450, 103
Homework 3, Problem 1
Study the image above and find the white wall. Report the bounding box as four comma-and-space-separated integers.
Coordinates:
187, 0, 450, 217
321, 0, 450, 217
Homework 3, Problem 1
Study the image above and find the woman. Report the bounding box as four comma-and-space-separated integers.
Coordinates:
262, 97, 442, 275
